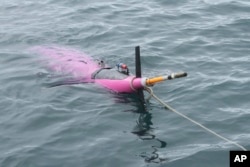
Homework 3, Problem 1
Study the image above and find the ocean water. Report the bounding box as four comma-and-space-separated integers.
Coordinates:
1, 0, 250, 166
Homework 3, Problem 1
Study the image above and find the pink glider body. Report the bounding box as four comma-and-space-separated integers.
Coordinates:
95, 77, 143, 93
32, 46, 143, 93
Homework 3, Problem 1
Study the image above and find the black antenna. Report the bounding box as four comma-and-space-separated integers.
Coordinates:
135, 46, 145, 109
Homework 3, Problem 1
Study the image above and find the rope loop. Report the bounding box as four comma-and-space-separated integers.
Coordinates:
144, 86, 153, 101
129, 77, 137, 92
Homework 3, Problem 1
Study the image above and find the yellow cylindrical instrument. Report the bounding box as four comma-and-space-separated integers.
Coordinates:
145, 72, 187, 86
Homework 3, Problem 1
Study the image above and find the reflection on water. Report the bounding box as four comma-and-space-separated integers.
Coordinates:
114, 93, 168, 163
132, 111, 168, 163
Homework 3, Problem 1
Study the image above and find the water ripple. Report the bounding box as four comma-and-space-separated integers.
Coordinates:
1, 0, 250, 167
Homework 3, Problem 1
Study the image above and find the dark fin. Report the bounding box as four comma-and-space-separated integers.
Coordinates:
135, 46, 142, 78
135, 46, 146, 108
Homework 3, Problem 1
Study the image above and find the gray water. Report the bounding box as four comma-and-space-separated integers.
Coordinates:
1, 0, 250, 166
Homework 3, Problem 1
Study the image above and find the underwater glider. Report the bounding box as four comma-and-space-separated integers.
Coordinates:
33, 46, 187, 96
33, 45, 247, 151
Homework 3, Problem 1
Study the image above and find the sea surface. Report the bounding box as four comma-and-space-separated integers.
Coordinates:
1, 0, 250, 166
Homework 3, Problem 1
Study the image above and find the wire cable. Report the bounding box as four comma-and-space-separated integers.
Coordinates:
144, 86, 247, 151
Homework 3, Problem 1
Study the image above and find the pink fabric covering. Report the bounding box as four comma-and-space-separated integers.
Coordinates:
32, 46, 100, 82
32, 46, 143, 93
